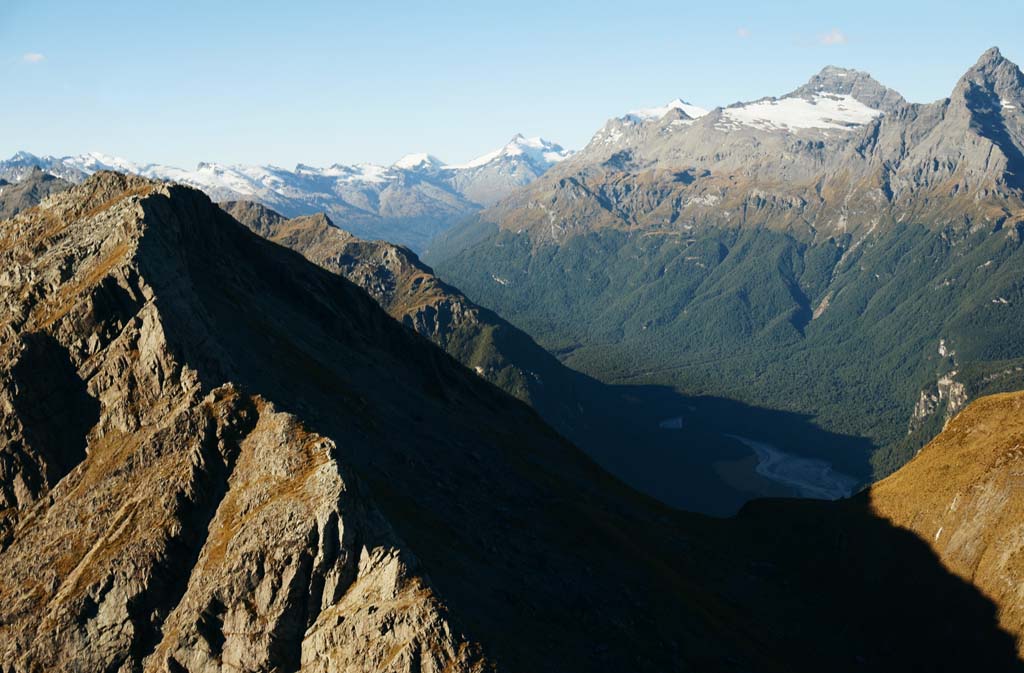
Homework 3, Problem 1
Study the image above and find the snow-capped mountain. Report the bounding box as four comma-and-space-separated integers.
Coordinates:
0, 136, 572, 251
623, 98, 710, 123
445, 135, 572, 206
585, 97, 713, 154
576, 65, 906, 166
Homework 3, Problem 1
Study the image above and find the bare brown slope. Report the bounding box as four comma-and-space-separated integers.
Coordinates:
871, 390, 1024, 655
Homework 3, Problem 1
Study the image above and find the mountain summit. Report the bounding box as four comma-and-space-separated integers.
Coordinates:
953, 46, 1024, 116
393, 153, 446, 170
788, 65, 906, 112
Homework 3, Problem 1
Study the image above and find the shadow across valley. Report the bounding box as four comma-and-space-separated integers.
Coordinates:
553, 377, 876, 516
723, 492, 1024, 671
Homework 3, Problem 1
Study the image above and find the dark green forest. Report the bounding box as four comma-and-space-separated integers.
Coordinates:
427, 217, 1024, 479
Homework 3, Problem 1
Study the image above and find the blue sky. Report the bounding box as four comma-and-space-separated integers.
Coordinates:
2, 0, 1021, 168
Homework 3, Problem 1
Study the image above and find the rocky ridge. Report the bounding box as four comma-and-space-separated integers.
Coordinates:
476, 48, 1024, 246
2, 173, 1024, 670
0, 173, 738, 671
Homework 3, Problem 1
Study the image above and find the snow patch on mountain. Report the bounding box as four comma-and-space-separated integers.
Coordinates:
394, 153, 444, 170
446, 135, 571, 170
719, 94, 882, 132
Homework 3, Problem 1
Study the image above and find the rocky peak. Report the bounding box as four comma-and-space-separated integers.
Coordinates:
974, 46, 1010, 70
955, 46, 1024, 104
8, 151, 43, 166
293, 211, 336, 229
945, 47, 1024, 190
20, 165, 57, 182
789, 65, 906, 113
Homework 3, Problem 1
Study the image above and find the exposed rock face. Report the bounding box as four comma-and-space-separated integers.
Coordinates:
0, 173, 739, 672
0, 174, 479, 671
910, 372, 969, 433
0, 167, 71, 219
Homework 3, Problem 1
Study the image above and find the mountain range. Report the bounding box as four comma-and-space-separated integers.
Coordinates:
0, 134, 571, 251
0, 170, 809, 516
3, 172, 1024, 671
427, 47, 1024, 480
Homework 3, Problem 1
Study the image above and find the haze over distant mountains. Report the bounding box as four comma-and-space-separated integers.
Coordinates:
0, 135, 571, 251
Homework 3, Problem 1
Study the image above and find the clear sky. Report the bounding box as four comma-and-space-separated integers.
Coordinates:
2, 0, 1021, 168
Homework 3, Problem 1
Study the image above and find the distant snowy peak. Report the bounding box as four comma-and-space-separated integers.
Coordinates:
0, 135, 572, 243
63, 152, 147, 175
393, 153, 445, 170
294, 162, 391, 183
719, 93, 883, 132
624, 99, 710, 123
448, 135, 572, 170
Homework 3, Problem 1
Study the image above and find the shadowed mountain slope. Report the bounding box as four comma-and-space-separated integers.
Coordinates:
0, 173, 1022, 671
219, 200, 595, 435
